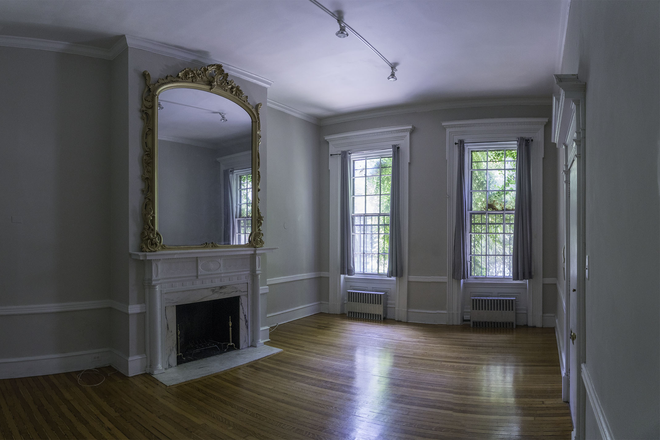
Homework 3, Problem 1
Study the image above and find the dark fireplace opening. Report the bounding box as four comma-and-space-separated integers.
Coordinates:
176, 296, 240, 365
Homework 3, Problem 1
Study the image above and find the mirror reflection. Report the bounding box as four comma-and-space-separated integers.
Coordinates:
157, 88, 252, 246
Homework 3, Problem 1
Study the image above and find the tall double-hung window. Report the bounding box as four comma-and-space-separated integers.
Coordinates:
351, 152, 392, 275
234, 169, 252, 245
467, 143, 517, 278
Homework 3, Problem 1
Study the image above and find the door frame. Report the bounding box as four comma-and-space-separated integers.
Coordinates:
555, 74, 587, 439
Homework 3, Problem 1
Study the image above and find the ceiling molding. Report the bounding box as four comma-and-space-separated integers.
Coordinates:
124, 35, 272, 88
319, 97, 552, 126
0, 34, 272, 88
267, 99, 319, 125
555, 0, 572, 72
0, 34, 122, 60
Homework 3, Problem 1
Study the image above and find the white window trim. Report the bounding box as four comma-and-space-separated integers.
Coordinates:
444, 118, 547, 327
326, 126, 413, 321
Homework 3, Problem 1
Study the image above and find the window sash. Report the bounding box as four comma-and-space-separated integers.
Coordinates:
351, 153, 392, 276
234, 169, 251, 245
466, 145, 516, 279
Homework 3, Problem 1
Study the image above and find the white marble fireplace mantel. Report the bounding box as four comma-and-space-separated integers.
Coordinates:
131, 247, 275, 374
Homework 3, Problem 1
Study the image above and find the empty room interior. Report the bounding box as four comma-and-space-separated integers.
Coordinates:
0, 0, 658, 439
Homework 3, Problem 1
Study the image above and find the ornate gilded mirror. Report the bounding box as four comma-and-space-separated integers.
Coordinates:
140, 64, 263, 251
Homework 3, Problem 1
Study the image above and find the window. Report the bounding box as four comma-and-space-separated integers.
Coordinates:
234, 169, 251, 245
352, 153, 392, 275
467, 144, 517, 278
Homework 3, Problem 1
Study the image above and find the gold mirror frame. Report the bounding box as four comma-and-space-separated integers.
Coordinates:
140, 64, 264, 251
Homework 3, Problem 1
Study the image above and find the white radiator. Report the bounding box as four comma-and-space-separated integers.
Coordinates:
346, 290, 386, 320
471, 297, 516, 328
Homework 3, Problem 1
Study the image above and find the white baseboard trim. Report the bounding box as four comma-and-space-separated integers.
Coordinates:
320, 301, 329, 313
260, 326, 271, 344
407, 309, 448, 325
408, 276, 448, 283
0, 300, 146, 316
542, 313, 556, 327
109, 349, 147, 377
582, 363, 614, 440
267, 272, 329, 285
267, 301, 322, 326
0, 348, 109, 379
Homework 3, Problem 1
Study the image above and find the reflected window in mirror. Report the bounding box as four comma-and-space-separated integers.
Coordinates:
234, 169, 252, 244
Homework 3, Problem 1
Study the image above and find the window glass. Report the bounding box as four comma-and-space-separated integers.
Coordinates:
352, 154, 391, 275
468, 147, 516, 278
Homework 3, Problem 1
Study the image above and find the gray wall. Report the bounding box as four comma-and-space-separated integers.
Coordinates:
265, 108, 325, 319
561, 1, 660, 438
319, 105, 558, 316
0, 47, 111, 365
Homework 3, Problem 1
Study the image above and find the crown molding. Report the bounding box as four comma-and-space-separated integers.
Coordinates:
267, 99, 319, 125
0, 34, 272, 88
0, 34, 123, 60
124, 35, 272, 88
442, 117, 548, 130
555, 0, 572, 72
319, 97, 552, 126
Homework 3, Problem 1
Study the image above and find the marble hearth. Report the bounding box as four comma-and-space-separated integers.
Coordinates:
132, 248, 274, 374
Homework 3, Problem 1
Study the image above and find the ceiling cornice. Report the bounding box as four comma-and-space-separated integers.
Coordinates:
123, 36, 272, 88
0, 34, 272, 88
555, 0, 572, 72
0, 34, 120, 60
319, 97, 552, 126
267, 100, 320, 125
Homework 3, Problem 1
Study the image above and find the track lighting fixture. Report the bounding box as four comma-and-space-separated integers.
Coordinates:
309, 0, 398, 81
216, 112, 228, 123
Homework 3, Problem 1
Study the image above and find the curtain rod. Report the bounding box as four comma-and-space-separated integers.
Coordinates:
455, 139, 533, 145
329, 146, 399, 157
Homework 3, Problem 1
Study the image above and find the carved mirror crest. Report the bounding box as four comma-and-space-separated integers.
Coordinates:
140, 64, 263, 251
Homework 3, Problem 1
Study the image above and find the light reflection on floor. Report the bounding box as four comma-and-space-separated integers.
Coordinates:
482, 363, 521, 434
350, 345, 394, 439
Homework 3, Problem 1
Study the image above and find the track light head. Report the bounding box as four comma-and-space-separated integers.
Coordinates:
387, 67, 397, 81
335, 19, 348, 38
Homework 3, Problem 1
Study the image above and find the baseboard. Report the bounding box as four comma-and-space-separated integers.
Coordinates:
407, 309, 447, 325
319, 301, 329, 313
0, 348, 110, 379
542, 313, 556, 327
582, 363, 614, 440
260, 326, 270, 344
109, 350, 147, 377
267, 301, 322, 326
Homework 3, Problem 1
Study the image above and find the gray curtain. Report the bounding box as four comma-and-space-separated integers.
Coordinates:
513, 137, 533, 280
340, 151, 355, 275
223, 169, 235, 245
452, 140, 468, 280
388, 145, 402, 277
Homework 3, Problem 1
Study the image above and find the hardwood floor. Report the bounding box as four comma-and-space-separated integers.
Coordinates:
0, 314, 572, 439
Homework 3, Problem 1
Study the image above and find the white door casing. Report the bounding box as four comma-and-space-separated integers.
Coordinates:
555, 74, 587, 439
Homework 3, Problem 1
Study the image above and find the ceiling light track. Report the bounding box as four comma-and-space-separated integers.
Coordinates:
308, 0, 398, 81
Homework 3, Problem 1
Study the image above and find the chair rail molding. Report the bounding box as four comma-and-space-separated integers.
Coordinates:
326, 126, 413, 321
443, 118, 547, 326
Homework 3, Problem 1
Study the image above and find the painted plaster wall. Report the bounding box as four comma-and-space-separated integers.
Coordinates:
561, 1, 660, 437
0, 47, 111, 365
320, 105, 557, 317
265, 108, 325, 318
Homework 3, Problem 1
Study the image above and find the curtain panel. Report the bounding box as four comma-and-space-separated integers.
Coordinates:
452, 140, 468, 280
512, 137, 533, 280
339, 151, 355, 276
388, 145, 403, 277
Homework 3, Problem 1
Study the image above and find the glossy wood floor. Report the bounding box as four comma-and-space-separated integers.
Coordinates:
0, 314, 572, 439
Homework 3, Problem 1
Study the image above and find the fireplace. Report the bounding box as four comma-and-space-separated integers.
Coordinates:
132, 248, 273, 375
176, 296, 241, 365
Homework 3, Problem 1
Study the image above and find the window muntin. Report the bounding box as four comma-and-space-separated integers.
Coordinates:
352, 154, 392, 275
468, 146, 517, 278
234, 170, 252, 245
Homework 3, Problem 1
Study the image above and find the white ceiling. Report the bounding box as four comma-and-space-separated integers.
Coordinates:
0, 0, 568, 119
